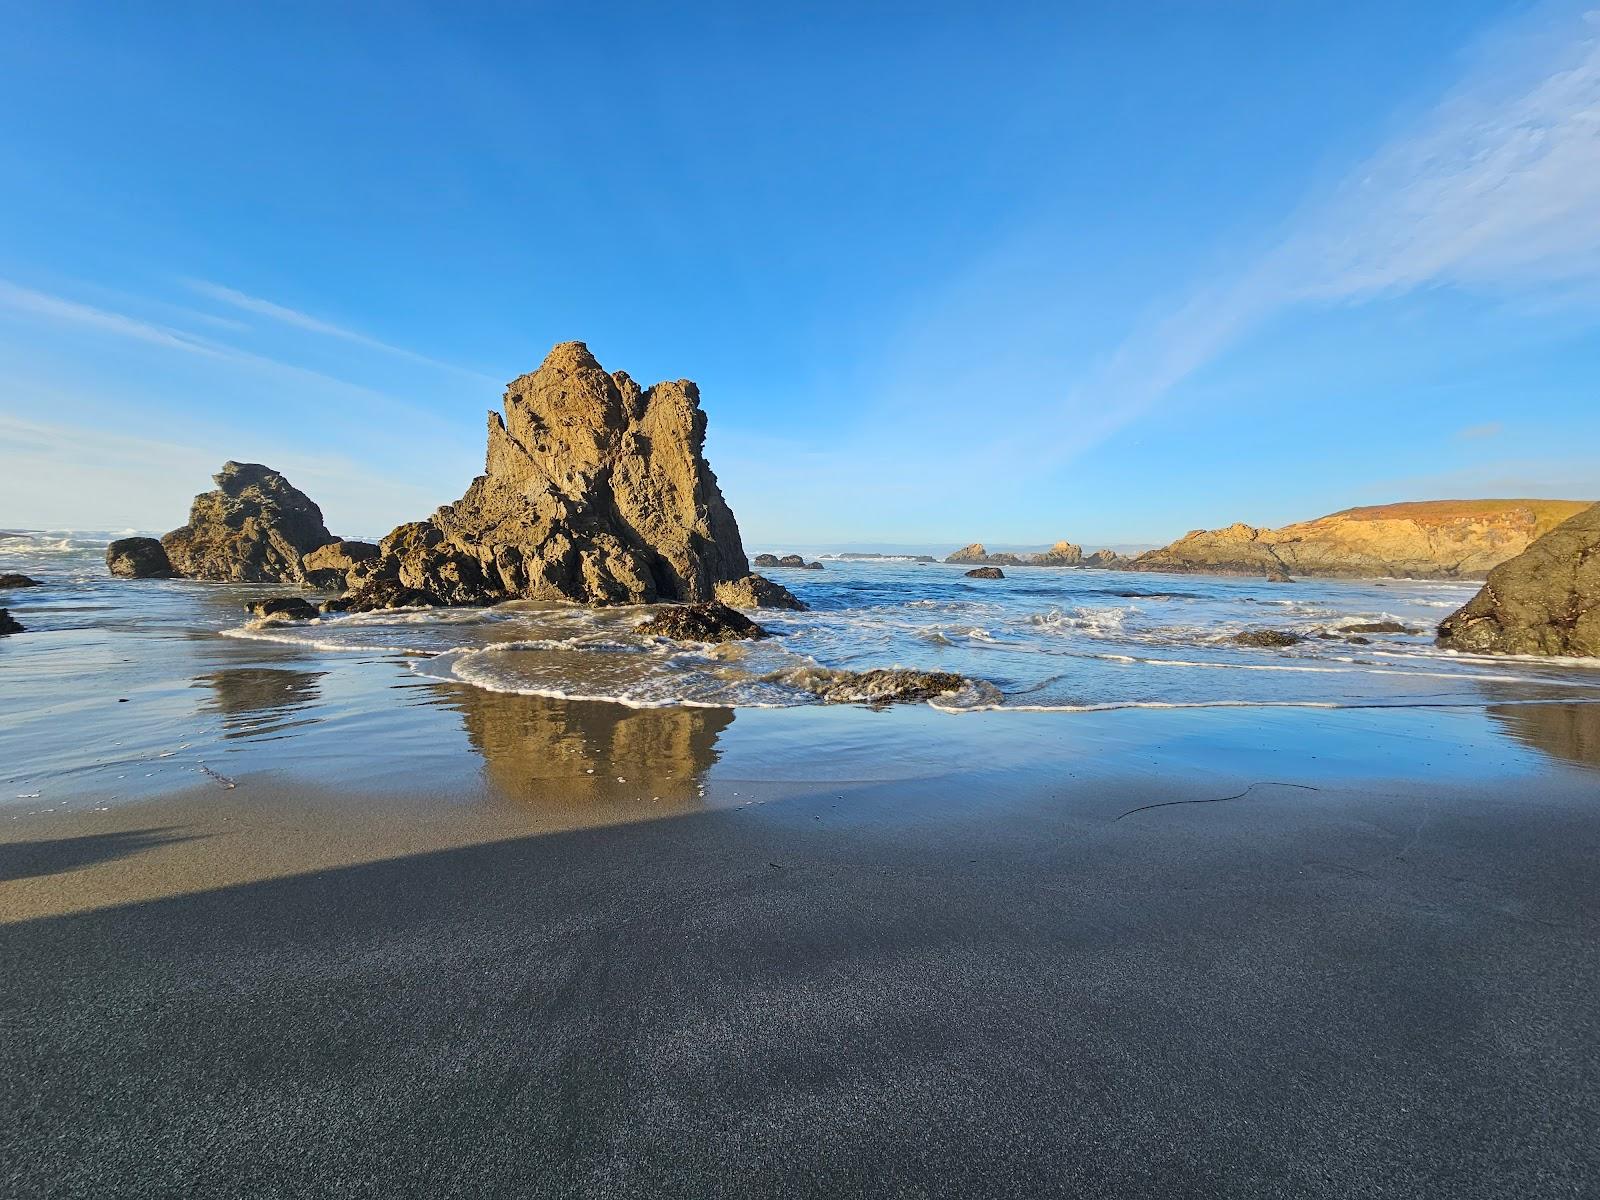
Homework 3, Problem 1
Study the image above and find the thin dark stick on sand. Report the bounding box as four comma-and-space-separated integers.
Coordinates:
1116, 781, 1322, 821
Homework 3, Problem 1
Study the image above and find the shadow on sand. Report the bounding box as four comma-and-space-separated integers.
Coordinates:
0, 827, 197, 883
3, 770, 1598, 1199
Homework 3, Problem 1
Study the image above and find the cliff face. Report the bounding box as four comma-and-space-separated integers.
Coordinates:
1437, 502, 1600, 656
366, 341, 787, 607
161, 462, 336, 583
1130, 500, 1592, 580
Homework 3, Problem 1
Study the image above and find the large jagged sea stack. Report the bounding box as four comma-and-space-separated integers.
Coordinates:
358, 341, 798, 609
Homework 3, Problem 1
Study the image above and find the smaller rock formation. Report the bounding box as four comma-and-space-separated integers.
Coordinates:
106, 537, 172, 579
301, 540, 380, 590
776, 554, 823, 570
0, 609, 21, 635
753, 553, 779, 567
1083, 549, 1124, 568
1340, 621, 1413, 635
1231, 630, 1304, 649
714, 574, 806, 611
246, 597, 320, 621
0, 574, 40, 588
1437, 502, 1600, 656
320, 579, 446, 614
162, 462, 336, 584
965, 566, 1005, 579
637, 601, 770, 642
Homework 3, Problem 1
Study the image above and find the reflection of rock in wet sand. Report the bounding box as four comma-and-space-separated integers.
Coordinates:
433, 682, 731, 808
1488, 703, 1600, 769
195, 667, 326, 740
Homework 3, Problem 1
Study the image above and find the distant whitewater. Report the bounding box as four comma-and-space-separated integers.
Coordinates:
7, 533, 1600, 714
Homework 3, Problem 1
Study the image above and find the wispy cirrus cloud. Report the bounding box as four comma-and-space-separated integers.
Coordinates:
0, 277, 440, 418
184, 279, 497, 382
1063, 1, 1600, 455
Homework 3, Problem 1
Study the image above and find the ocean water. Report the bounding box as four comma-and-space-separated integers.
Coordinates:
6, 532, 1598, 715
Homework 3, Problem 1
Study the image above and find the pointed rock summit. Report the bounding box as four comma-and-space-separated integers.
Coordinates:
358, 342, 798, 608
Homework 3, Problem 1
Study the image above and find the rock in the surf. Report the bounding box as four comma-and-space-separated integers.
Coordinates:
319, 579, 446, 614
0, 573, 41, 588
105, 537, 173, 579
1437, 501, 1600, 656
162, 462, 336, 584
637, 600, 770, 642
803, 667, 970, 705
1231, 629, 1304, 649
0, 609, 22, 635
965, 566, 1005, 579
246, 596, 320, 621
713, 573, 806, 611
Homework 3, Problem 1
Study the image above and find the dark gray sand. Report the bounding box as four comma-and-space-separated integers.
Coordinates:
4, 736, 1599, 1199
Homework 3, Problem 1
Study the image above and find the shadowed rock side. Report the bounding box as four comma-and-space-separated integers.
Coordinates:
363, 342, 784, 608
0, 609, 21, 635
105, 538, 172, 579
0, 574, 41, 588
161, 462, 336, 583
965, 566, 1005, 579
1437, 502, 1600, 657
1130, 500, 1592, 580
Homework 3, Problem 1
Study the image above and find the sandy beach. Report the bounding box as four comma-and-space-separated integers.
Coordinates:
5, 680, 1599, 1198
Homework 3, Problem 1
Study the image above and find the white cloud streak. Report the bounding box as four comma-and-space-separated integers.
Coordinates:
184, 279, 497, 383
1065, 2, 1600, 454
0, 278, 448, 422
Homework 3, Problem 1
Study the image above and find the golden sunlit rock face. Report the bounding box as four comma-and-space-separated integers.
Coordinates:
1130, 499, 1593, 580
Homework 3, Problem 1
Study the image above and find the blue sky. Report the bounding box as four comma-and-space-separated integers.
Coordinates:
2, 1, 1597, 548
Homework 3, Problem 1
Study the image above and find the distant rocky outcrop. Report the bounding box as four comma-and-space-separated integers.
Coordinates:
161, 462, 337, 584
637, 600, 770, 643
754, 553, 823, 570
965, 566, 1005, 579
1083, 549, 1123, 568
354, 342, 785, 609
105, 538, 172, 579
1437, 502, 1600, 657
832, 552, 936, 563
1034, 540, 1083, 566
0, 609, 21, 635
946, 542, 1075, 567
0, 574, 40, 588
1130, 500, 1591, 580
